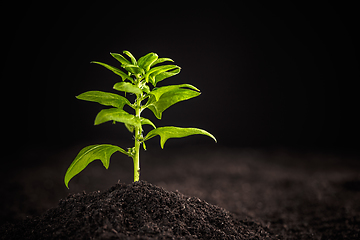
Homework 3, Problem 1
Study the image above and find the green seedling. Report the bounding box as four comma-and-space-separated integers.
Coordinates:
64, 51, 216, 188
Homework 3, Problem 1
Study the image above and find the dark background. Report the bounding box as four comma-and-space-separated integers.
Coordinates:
2, 4, 360, 236
4, 2, 359, 158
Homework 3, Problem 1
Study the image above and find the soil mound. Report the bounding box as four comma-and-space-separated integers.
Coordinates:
1, 181, 273, 239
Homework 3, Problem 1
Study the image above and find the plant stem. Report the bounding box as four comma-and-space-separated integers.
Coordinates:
133, 129, 140, 182
133, 80, 143, 182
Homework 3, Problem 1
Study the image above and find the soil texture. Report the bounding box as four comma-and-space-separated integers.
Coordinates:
1, 146, 360, 239
1, 181, 271, 239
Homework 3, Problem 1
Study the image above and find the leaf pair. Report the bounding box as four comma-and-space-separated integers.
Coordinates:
64, 127, 216, 188
78, 84, 201, 122
76, 90, 155, 131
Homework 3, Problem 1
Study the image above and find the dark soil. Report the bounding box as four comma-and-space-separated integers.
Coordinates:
1, 181, 271, 239
1, 146, 360, 239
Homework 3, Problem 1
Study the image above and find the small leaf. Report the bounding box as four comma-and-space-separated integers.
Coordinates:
123, 50, 137, 65
110, 53, 131, 65
91, 61, 133, 82
121, 63, 145, 75
145, 127, 217, 148
144, 65, 179, 85
151, 58, 174, 67
149, 66, 180, 86
94, 108, 141, 127
76, 91, 131, 109
149, 84, 200, 101
146, 88, 201, 119
154, 67, 181, 85
137, 52, 158, 72
140, 118, 156, 129
124, 118, 155, 133
124, 123, 135, 133
64, 144, 128, 188
113, 82, 143, 95
141, 84, 150, 94
142, 141, 147, 150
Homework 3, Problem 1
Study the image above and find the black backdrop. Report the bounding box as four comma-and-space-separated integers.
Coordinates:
4, 2, 359, 156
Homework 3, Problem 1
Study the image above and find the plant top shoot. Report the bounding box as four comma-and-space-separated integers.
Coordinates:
64, 51, 216, 188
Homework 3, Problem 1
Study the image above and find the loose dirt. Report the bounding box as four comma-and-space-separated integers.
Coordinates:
1, 146, 359, 239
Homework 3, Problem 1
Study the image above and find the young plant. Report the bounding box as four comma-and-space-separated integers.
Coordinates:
64, 51, 216, 188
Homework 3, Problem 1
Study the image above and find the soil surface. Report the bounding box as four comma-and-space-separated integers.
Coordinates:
1, 145, 360, 239
1, 181, 271, 239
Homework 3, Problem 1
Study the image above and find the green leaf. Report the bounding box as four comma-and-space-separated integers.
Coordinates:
124, 123, 135, 133
110, 53, 131, 65
143, 141, 147, 150
113, 82, 143, 95
94, 108, 155, 129
76, 91, 131, 109
64, 144, 128, 188
91, 61, 133, 82
137, 52, 158, 72
149, 84, 200, 101
151, 57, 174, 67
123, 117, 156, 133
123, 50, 137, 65
154, 67, 181, 85
145, 127, 217, 148
144, 65, 180, 85
94, 108, 141, 127
140, 118, 156, 129
146, 88, 201, 119
140, 84, 150, 94
121, 63, 145, 75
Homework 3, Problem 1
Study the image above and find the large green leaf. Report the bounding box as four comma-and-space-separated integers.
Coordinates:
94, 108, 155, 129
137, 52, 158, 72
94, 108, 140, 126
146, 88, 201, 119
113, 82, 143, 95
149, 84, 200, 101
145, 127, 217, 148
64, 144, 128, 188
76, 91, 131, 109
91, 61, 133, 82
110, 53, 131, 65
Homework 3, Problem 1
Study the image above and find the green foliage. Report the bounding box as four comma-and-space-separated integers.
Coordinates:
146, 85, 201, 119
64, 50, 216, 188
145, 127, 216, 149
76, 91, 131, 109
64, 144, 128, 188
